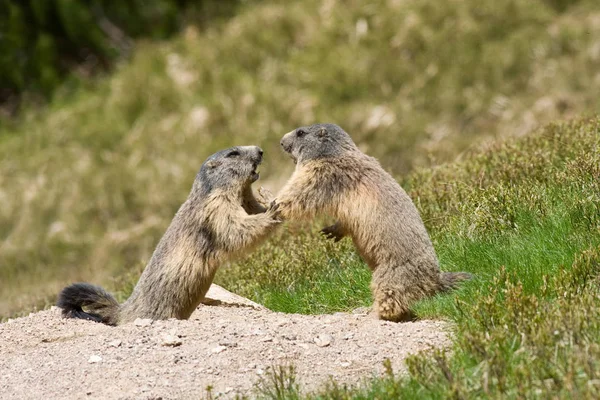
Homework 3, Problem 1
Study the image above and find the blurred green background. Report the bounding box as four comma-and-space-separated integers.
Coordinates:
1, 0, 599, 319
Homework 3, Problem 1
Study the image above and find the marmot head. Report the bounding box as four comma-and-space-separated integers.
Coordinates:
194, 146, 263, 194
280, 123, 357, 164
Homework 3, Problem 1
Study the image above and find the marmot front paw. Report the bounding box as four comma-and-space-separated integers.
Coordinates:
267, 200, 282, 221
320, 224, 345, 242
257, 186, 275, 207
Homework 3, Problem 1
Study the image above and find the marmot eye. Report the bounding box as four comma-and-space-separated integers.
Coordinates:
296, 129, 307, 138
226, 150, 240, 157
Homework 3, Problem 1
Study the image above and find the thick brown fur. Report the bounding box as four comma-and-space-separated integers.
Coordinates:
275, 124, 471, 322
57, 146, 280, 325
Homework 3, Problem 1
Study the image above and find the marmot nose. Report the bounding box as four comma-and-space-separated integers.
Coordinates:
257, 148, 264, 158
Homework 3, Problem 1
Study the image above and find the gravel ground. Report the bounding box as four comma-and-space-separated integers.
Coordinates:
0, 286, 451, 399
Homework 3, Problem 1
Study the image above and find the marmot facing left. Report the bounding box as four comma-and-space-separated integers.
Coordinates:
58, 146, 280, 325
275, 124, 471, 321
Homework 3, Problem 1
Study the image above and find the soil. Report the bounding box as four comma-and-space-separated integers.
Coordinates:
0, 285, 451, 399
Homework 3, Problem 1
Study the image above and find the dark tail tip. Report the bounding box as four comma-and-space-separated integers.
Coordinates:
57, 283, 119, 325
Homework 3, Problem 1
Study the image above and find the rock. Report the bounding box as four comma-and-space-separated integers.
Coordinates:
351, 307, 370, 315
134, 318, 153, 327
201, 285, 266, 310
108, 340, 122, 348
314, 334, 333, 347
211, 345, 227, 354
161, 334, 182, 347
88, 355, 102, 364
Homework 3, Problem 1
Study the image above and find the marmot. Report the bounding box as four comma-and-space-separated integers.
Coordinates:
275, 123, 471, 321
57, 146, 280, 325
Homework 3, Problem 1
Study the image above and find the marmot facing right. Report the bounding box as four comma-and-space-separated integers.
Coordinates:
58, 146, 280, 325
275, 123, 471, 322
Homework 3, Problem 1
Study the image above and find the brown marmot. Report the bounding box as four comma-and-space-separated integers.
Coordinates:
57, 146, 280, 325
274, 123, 471, 322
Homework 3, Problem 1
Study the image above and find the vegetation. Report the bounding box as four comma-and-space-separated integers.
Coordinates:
251, 118, 600, 398
0, 0, 242, 107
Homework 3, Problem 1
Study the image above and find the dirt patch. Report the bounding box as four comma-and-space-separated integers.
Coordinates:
0, 286, 450, 399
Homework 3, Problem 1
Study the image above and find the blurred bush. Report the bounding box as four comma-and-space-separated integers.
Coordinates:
0, 0, 243, 109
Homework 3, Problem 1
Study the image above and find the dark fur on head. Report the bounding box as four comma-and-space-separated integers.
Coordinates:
280, 123, 357, 164
195, 146, 263, 194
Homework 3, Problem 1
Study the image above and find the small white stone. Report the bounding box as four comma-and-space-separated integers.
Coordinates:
314, 334, 333, 347
108, 340, 122, 348
161, 334, 182, 347
211, 345, 227, 354
134, 318, 153, 327
88, 355, 102, 364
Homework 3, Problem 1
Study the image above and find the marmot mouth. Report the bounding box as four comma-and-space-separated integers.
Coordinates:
250, 163, 260, 182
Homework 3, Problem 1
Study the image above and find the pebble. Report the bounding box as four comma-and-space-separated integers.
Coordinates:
314, 334, 333, 347
211, 345, 227, 354
108, 340, 122, 348
88, 355, 102, 364
134, 318, 153, 327
161, 334, 182, 347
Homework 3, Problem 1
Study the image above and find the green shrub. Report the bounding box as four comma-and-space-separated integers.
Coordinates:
0, 0, 245, 106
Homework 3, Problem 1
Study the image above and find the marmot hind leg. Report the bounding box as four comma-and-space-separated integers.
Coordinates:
371, 265, 432, 322
372, 287, 416, 322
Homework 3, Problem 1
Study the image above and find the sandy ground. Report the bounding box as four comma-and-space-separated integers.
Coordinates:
0, 286, 451, 399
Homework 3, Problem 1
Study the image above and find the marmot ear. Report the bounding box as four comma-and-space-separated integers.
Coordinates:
317, 127, 327, 137
205, 159, 221, 169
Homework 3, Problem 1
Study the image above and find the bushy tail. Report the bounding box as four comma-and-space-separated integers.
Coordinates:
439, 272, 473, 292
57, 283, 120, 326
